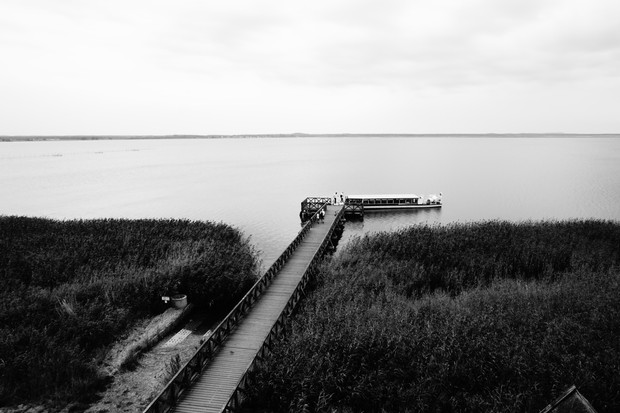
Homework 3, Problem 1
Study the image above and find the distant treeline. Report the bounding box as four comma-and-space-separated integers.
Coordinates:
247, 220, 620, 412
0, 217, 259, 407
2, 133, 619, 142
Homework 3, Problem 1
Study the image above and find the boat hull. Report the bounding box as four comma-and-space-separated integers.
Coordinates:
361, 204, 442, 210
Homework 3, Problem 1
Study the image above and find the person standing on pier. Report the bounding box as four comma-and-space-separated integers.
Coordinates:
334, 192, 338, 205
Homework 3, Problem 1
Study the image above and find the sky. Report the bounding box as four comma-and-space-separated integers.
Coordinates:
1, 0, 619, 135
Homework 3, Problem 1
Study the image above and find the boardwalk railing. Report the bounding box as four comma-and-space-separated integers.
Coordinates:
223, 205, 345, 411
343, 200, 364, 219
143, 202, 336, 413
300, 196, 332, 222
302, 197, 332, 210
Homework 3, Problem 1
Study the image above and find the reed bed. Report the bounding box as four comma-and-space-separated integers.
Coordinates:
247, 220, 620, 412
0, 216, 259, 407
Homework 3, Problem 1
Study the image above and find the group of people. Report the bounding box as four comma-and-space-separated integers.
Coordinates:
308, 192, 346, 225
333, 192, 346, 205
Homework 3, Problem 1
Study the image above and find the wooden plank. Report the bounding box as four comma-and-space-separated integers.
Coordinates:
172, 205, 343, 413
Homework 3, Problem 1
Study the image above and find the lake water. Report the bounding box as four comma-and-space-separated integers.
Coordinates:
1, 137, 619, 267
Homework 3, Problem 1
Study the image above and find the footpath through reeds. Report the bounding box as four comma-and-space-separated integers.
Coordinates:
0, 216, 260, 409
246, 220, 620, 412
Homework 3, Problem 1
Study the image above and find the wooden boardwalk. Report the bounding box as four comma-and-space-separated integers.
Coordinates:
145, 203, 344, 413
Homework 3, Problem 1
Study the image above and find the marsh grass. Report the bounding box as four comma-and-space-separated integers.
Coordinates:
247, 220, 620, 412
162, 354, 182, 385
0, 216, 259, 407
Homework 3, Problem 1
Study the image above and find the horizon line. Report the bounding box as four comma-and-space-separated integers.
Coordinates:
2, 132, 620, 141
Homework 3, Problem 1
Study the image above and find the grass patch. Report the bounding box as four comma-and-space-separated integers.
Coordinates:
246, 220, 620, 412
0, 216, 259, 407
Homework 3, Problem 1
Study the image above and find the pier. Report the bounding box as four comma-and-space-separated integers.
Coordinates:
300, 196, 364, 221
144, 201, 345, 413
300, 193, 442, 222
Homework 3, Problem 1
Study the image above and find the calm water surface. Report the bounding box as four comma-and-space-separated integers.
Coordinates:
2, 137, 619, 267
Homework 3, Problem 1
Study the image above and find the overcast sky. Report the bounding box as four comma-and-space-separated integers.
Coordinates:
1, 0, 619, 135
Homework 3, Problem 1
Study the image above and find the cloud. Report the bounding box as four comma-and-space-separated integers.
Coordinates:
122, 0, 620, 91
3, 0, 619, 89
0, 0, 619, 134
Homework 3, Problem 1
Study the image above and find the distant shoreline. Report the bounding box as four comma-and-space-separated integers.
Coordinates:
1, 133, 619, 142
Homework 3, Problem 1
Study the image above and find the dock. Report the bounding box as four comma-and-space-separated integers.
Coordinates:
301, 193, 442, 222
143, 201, 345, 413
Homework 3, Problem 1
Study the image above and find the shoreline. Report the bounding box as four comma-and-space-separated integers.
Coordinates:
2, 133, 619, 142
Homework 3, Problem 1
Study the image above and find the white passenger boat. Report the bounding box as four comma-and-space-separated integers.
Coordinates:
345, 193, 442, 209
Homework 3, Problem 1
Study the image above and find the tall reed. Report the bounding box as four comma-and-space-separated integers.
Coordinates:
0, 216, 260, 407
247, 220, 620, 412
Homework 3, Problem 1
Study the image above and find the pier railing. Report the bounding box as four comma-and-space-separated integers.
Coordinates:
222, 204, 345, 411
143, 201, 335, 413
343, 200, 364, 219
300, 197, 332, 222
302, 197, 332, 209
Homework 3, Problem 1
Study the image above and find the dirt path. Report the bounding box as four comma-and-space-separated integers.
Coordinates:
85, 308, 216, 413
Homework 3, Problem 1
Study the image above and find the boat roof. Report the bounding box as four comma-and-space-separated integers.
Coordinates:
347, 194, 421, 199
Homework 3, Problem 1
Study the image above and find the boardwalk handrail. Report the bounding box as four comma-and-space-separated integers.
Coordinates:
304, 196, 332, 205
143, 202, 332, 413
223, 205, 346, 412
